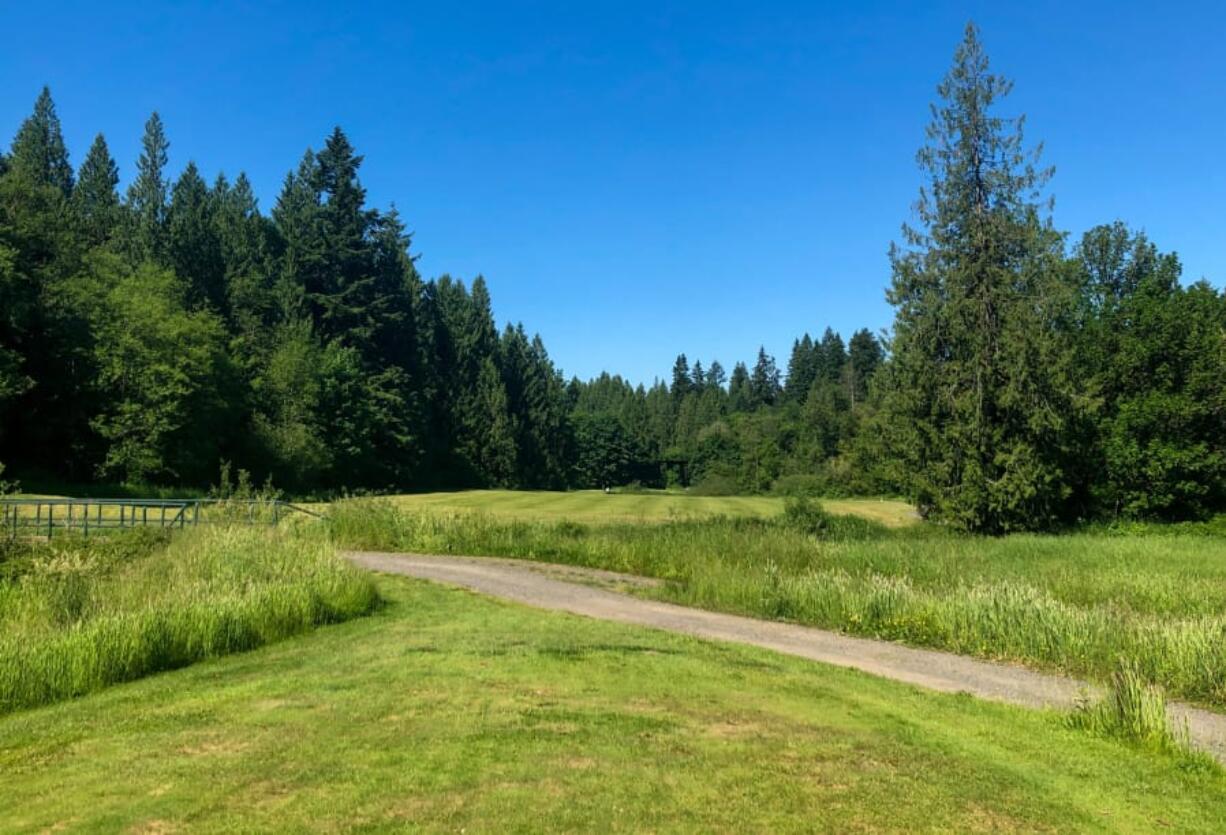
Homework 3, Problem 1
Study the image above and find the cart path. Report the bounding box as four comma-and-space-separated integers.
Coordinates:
344, 550, 1226, 763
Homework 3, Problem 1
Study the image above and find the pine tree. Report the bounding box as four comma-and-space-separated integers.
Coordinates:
215, 171, 275, 361
749, 347, 780, 407
691, 360, 706, 393
878, 23, 1081, 532
126, 112, 171, 262
728, 362, 752, 412
670, 354, 691, 403
9, 87, 74, 196
167, 161, 225, 311
74, 134, 121, 246
846, 328, 883, 407
784, 334, 816, 401
817, 327, 846, 385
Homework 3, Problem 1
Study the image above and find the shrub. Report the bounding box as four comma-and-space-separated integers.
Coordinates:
771, 474, 825, 497
689, 472, 742, 496
781, 496, 832, 535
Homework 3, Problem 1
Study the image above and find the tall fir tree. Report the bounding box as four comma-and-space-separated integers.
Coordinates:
749, 347, 781, 408
167, 161, 225, 311
126, 112, 171, 262
74, 134, 121, 246
877, 23, 1082, 532
9, 87, 74, 196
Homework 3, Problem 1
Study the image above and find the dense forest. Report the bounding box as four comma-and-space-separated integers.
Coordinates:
2, 25, 1223, 531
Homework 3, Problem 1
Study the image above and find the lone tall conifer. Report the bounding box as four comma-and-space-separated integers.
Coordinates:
879, 23, 1081, 532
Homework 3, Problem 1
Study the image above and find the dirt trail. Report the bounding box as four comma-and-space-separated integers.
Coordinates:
345, 550, 1226, 763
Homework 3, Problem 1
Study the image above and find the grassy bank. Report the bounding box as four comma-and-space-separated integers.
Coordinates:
0, 525, 378, 713
2, 575, 1222, 831
330, 499, 1226, 708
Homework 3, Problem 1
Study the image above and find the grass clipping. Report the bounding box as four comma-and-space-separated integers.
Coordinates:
0, 525, 379, 714
1068, 662, 1217, 770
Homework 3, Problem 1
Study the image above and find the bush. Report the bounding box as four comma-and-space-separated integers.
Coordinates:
689, 472, 742, 496
781, 496, 832, 535
771, 474, 825, 497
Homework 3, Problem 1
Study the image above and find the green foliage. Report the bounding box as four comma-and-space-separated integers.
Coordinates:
125, 111, 171, 263
0, 460, 15, 496
0, 526, 378, 714
84, 254, 237, 483
74, 134, 121, 247
781, 495, 833, 535
876, 24, 1085, 532
7, 87, 73, 196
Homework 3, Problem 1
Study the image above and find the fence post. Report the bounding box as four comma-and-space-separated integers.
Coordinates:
47, 504, 53, 539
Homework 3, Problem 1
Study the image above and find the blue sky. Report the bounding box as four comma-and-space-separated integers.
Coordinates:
3, 1, 1224, 384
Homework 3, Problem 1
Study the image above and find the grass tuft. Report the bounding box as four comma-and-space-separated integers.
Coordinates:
1068, 662, 1219, 771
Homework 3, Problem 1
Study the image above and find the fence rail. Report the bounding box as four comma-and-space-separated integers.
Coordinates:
0, 498, 323, 539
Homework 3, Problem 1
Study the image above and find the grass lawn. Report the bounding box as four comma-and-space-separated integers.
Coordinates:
2, 574, 1222, 832
382, 489, 918, 527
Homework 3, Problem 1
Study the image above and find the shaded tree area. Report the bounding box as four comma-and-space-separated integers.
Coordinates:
0, 91, 571, 493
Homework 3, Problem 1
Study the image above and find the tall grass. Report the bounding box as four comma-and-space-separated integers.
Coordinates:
1068, 662, 1217, 770
0, 525, 378, 714
329, 498, 1226, 708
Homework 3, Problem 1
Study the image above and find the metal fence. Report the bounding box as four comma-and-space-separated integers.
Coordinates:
0, 498, 323, 539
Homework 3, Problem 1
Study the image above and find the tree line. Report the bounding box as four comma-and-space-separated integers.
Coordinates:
2, 22, 1223, 531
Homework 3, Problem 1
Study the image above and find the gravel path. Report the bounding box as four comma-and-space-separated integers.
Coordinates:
345, 550, 1226, 763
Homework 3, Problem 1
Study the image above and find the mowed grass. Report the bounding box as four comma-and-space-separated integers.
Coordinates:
380, 489, 918, 527
1, 575, 1223, 833
331, 500, 1226, 710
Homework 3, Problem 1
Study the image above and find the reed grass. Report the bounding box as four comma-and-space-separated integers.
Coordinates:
1068, 662, 1217, 769
0, 525, 378, 713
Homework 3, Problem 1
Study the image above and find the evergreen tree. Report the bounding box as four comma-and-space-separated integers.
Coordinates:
877, 23, 1081, 532
784, 334, 816, 401
167, 161, 225, 311
706, 360, 727, 389
670, 354, 691, 402
749, 347, 781, 408
846, 328, 883, 407
816, 327, 846, 385
74, 134, 121, 246
728, 362, 752, 412
691, 360, 706, 393
9, 87, 74, 196
215, 172, 275, 361
126, 112, 171, 262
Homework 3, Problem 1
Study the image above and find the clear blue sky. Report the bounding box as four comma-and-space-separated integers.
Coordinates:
3, 1, 1224, 385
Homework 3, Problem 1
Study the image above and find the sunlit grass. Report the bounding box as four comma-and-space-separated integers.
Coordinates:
330, 498, 1226, 708
371, 489, 918, 527
2, 576, 1223, 831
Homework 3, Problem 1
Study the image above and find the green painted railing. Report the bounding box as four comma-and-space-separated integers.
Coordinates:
0, 498, 323, 539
